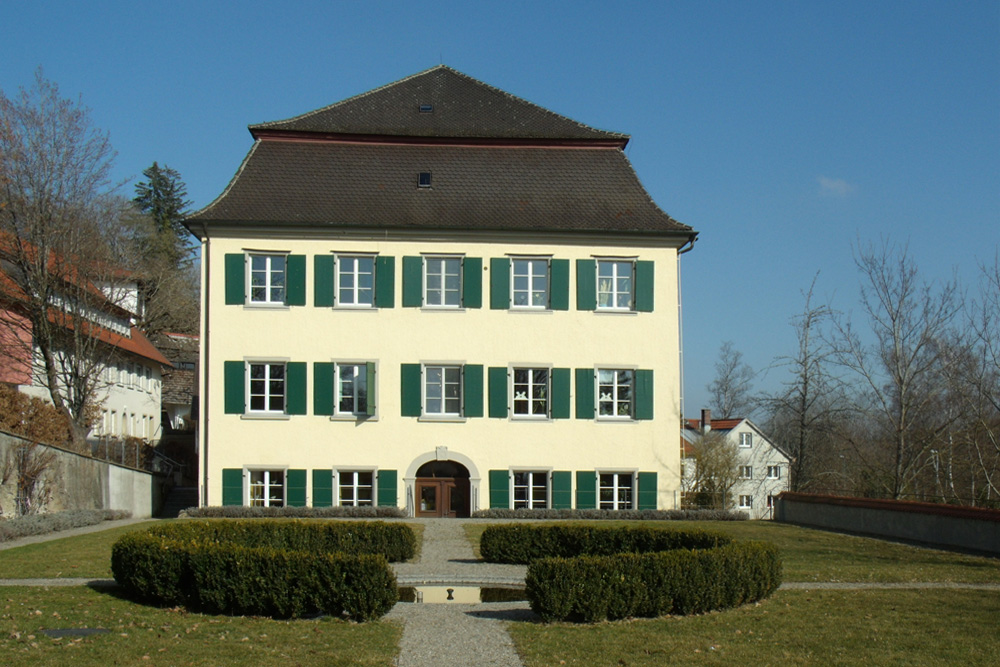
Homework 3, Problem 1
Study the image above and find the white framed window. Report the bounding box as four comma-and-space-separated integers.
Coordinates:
513, 471, 549, 509
597, 369, 633, 419
739, 495, 753, 509
512, 368, 549, 418
423, 256, 462, 307
336, 363, 369, 416
511, 258, 548, 308
145, 366, 152, 392
597, 259, 634, 310
248, 362, 286, 414
767, 494, 776, 508
739, 465, 753, 479
249, 469, 285, 507
336, 255, 375, 307
424, 365, 462, 416
599, 472, 634, 510
338, 470, 374, 506
248, 253, 287, 305
767, 465, 781, 479
739, 432, 753, 448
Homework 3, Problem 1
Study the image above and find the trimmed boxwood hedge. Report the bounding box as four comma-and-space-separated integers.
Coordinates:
481, 524, 781, 622
111, 520, 413, 620
480, 524, 730, 564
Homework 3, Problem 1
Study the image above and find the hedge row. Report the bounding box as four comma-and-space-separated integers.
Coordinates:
525, 540, 782, 622
183, 505, 406, 519
0, 509, 131, 543
137, 519, 416, 562
480, 524, 730, 564
472, 508, 748, 521
112, 531, 396, 620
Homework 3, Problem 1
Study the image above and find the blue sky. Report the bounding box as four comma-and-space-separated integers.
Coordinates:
4, 1, 998, 418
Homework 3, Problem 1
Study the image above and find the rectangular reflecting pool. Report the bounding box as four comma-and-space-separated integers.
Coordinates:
397, 586, 528, 604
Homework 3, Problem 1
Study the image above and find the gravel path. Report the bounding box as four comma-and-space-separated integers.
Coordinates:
0, 517, 153, 552
387, 519, 530, 667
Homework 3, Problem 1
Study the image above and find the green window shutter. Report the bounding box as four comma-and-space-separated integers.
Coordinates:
402, 256, 423, 307
313, 362, 334, 416
575, 368, 594, 419
463, 257, 482, 308
550, 259, 570, 310
635, 369, 654, 420
551, 471, 572, 509
286, 255, 306, 306
312, 469, 333, 507
365, 362, 376, 415
463, 364, 484, 418
576, 259, 596, 310
222, 468, 243, 506
635, 260, 654, 312
638, 472, 658, 510
400, 364, 422, 416
576, 471, 596, 509
224, 361, 245, 414
314, 255, 335, 307
550, 368, 571, 419
225, 254, 245, 305
286, 469, 307, 507
375, 256, 395, 308
489, 469, 510, 509
490, 257, 510, 310
488, 366, 509, 418
377, 470, 397, 507
286, 362, 307, 415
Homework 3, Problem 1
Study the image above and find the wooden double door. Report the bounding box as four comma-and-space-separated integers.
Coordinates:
415, 477, 470, 518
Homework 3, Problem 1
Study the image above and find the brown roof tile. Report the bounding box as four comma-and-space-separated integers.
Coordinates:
187, 141, 689, 235
249, 66, 628, 142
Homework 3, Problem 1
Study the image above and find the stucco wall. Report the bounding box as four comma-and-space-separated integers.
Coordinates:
775, 492, 1000, 556
0, 431, 162, 518
200, 231, 684, 511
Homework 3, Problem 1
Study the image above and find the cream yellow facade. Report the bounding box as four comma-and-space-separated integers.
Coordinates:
198, 229, 684, 513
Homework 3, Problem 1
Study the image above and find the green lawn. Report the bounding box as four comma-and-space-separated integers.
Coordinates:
464, 520, 1000, 583
0, 586, 400, 666
510, 588, 1000, 666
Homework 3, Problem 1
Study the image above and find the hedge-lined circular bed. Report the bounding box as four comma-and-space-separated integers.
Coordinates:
480, 524, 782, 622
111, 520, 415, 620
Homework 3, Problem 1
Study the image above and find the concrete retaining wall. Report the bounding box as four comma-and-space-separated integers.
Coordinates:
0, 431, 164, 518
775, 492, 1000, 556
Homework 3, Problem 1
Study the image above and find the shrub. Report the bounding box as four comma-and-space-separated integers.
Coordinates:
525, 540, 782, 622
111, 519, 411, 620
471, 508, 748, 521
480, 523, 782, 622
0, 509, 130, 542
183, 505, 406, 519
480, 524, 730, 564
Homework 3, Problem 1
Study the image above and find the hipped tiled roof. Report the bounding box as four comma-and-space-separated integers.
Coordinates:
187, 141, 689, 234
249, 65, 627, 142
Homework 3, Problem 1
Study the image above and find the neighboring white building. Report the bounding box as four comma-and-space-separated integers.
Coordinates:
681, 409, 791, 519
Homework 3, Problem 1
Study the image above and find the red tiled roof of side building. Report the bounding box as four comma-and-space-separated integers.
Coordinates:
684, 418, 745, 431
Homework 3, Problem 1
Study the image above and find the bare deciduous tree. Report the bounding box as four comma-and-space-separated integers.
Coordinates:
682, 431, 740, 510
707, 340, 756, 419
0, 70, 128, 448
831, 240, 962, 499
763, 275, 847, 491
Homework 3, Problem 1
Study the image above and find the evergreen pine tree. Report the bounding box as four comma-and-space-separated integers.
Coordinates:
133, 162, 193, 265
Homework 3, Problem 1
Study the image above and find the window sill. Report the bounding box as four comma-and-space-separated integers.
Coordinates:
511, 416, 553, 423
508, 307, 552, 314
243, 303, 290, 311
329, 414, 378, 422
420, 306, 466, 313
418, 415, 467, 423
241, 413, 292, 421
331, 305, 378, 311
593, 309, 639, 316
595, 417, 639, 424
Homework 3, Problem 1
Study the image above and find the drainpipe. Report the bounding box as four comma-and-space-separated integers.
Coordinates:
197, 225, 210, 507
676, 233, 696, 422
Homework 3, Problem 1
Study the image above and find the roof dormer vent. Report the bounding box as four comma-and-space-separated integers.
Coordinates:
418, 172, 432, 188
419, 103, 433, 113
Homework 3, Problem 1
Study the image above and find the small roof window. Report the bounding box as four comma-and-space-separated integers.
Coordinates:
418, 172, 432, 188
419, 103, 433, 113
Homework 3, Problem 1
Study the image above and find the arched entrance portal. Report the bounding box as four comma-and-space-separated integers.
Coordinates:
415, 460, 470, 518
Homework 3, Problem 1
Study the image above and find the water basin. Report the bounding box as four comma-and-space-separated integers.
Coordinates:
398, 586, 527, 604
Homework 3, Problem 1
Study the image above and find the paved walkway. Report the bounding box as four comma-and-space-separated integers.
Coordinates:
386, 519, 530, 667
